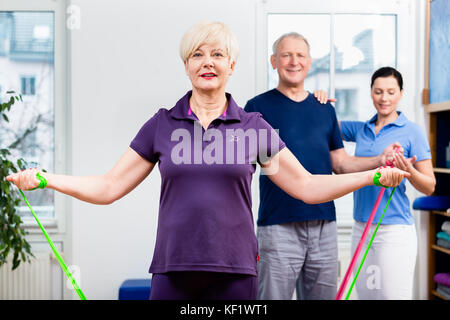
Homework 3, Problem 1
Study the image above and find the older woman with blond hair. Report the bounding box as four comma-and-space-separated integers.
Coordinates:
7, 22, 409, 300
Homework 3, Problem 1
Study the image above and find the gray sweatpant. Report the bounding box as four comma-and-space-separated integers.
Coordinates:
257, 220, 338, 300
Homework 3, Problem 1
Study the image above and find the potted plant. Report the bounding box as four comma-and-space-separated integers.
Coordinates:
0, 91, 34, 270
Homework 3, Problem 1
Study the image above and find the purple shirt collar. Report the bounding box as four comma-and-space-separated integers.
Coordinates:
169, 90, 241, 122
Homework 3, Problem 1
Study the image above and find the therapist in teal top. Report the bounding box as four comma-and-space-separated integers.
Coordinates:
340, 67, 436, 300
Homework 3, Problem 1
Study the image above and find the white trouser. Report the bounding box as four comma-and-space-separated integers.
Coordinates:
350, 221, 417, 300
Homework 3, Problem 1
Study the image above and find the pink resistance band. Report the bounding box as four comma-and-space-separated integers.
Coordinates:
335, 187, 385, 300
335, 147, 400, 300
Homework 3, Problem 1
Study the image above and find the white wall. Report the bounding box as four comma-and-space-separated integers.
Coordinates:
69, 0, 257, 299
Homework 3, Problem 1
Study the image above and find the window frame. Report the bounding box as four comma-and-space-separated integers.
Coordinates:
0, 0, 69, 234
256, 0, 415, 229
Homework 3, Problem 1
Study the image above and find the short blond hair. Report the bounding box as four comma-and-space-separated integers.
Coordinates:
179, 21, 239, 64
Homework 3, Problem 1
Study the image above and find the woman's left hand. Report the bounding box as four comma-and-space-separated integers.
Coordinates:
392, 152, 417, 173
376, 166, 411, 187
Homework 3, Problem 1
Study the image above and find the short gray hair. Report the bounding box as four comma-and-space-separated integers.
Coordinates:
272, 32, 310, 56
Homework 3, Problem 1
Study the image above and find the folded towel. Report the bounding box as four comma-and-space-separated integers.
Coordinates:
442, 221, 450, 235
436, 284, 450, 299
437, 284, 450, 295
437, 231, 450, 242
437, 238, 450, 250
434, 273, 450, 287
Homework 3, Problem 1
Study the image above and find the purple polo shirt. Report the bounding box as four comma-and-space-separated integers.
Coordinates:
130, 91, 286, 276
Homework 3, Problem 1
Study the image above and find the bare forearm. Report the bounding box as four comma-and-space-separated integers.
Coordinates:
334, 155, 382, 174
407, 167, 435, 195
265, 148, 408, 205
7, 148, 154, 205
296, 170, 374, 204
42, 172, 116, 205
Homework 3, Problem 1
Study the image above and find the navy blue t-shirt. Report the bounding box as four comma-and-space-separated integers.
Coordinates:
244, 89, 344, 226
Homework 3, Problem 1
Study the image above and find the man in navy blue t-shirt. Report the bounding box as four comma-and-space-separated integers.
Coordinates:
245, 32, 398, 300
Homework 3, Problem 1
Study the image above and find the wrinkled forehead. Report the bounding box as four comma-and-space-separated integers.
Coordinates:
276, 36, 310, 56
279, 37, 309, 51
192, 41, 228, 53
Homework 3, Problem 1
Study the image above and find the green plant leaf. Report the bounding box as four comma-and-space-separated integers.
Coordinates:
1, 149, 11, 157
12, 254, 20, 270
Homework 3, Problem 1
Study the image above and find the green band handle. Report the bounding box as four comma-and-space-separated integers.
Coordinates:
30, 172, 47, 190
373, 171, 388, 188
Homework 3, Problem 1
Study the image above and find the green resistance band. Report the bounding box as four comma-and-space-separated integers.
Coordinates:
19, 173, 87, 300
344, 185, 397, 300
373, 171, 389, 188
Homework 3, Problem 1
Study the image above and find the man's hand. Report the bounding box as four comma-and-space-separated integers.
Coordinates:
380, 142, 403, 167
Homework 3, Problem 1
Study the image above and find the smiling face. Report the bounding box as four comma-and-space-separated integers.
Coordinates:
271, 36, 312, 88
371, 76, 403, 117
185, 42, 235, 94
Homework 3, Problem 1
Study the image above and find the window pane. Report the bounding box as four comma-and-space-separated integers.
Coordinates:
334, 14, 396, 121
0, 11, 55, 219
267, 14, 330, 92
333, 14, 396, 224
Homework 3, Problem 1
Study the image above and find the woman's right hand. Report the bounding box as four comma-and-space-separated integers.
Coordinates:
6, 168, 43, 191
313, 90, 337, 104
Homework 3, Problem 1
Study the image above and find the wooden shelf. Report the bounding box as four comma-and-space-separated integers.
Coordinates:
425, 0, 450, 301
431, 244, 450, 255
425, 101, 450, 113
431, 210, 450, 218
431, 290, 449, 300
433, 167, 450, 174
